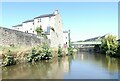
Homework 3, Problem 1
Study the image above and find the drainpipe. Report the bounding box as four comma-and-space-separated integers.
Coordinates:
68, 29, 71, 47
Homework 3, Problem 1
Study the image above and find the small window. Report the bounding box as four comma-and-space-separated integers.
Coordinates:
66, 42, 67, 44
40, 18, 41, 22
38, 19, 39, 23
30, 28, 32, 30
66, 37, 67, 39
33, 22, 34, 25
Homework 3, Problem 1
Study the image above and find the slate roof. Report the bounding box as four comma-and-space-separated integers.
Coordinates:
12, 24, 22, 27
34, 14, 55, 19
12, 13, 55, 27
22, 19, 34, 23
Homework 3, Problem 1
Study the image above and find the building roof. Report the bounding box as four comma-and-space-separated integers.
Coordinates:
84, 34, 108, 42
63, 31, 68, 33
22, 19, 34, 23
12, 11, 56, 27
12, 24, 22, 27
84, 36, 101, 41
34, 14, 55, 19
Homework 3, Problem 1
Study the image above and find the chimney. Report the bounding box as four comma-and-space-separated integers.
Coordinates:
54, 10, 59, 15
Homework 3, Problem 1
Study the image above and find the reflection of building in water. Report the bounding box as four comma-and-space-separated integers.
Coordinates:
63, 57, 69, 73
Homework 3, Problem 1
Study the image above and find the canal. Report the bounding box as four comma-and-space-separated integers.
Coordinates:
2, 51, 120, 79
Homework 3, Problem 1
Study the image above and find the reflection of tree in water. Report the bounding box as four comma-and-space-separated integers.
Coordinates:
2, 61, 53, 79
94, 53, 119, 72
58, 57, 63, 67
106, 56, 119, 72
28, 60, 53, 79
2, 63, 33, 79
67, 55, 74, 73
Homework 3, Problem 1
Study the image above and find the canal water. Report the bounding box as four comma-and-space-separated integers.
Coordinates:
2, 52, 120, 79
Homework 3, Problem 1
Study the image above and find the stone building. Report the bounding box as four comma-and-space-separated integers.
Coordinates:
12, 10, 68, 48
63, 31, 69, 48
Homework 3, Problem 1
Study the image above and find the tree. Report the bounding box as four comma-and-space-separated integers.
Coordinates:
117, 43, 120, 56
35, 26, 43, 35
100, 34, 118, 57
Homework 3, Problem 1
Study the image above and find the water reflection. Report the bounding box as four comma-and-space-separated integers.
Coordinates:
2, 52, 120, 79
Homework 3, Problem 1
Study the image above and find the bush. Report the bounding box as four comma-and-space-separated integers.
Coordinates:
2, 49, 16, 66
27, 43, 52, 62
58, 45, 63, 57
100, 34, 118, 57
41, 43, 52, 60
94, 44, 100, 53
67, 46, 73, 55
117, 44, 120, 56
27, 48, 41, 62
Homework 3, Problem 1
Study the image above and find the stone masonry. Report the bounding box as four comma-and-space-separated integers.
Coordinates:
0, 27, 49, 47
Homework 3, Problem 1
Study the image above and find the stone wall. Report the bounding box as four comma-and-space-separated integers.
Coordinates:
0, 27, 49, 47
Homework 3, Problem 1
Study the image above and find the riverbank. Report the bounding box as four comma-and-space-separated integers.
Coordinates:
1, 44, 77, 67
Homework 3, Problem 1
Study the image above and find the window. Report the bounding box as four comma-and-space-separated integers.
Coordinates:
38, 19, 39, 23
30, 28, 32, 30
66, 37, 67, 39
66, 42, 67, 44
40, 18, 41, 22
33, 22, 34, 25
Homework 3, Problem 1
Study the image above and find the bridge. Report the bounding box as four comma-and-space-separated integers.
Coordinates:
72, 34, 108, 48
72, 41, 101, 48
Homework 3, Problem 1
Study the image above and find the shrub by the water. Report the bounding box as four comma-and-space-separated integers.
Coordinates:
2, 49, 16, 66
100, 34, 119, 57
58, 45, 63, 57
67, 46, 73, 55
117, 44, 120, 57
41, 43, 52, 60
27, 48, 41, 62
27, 43, 52, 62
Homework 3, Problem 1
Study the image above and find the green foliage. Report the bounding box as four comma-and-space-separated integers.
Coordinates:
94, 44, 100, 53
41, 43, 52, 60
2, 50, 16, 66
100, 34, 118, 57
58, 45, 63, 57
35, 26, 43, 35
67, 46, 73, 55
42, 34, 48, 39
27, 43, 52, 62
27, 48, 41, 62
117, 43, 120, 56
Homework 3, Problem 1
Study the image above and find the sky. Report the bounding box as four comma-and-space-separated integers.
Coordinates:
0, 2, 118, 41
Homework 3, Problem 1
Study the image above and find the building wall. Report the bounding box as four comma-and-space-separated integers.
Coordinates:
13, 25, 22, 31
0, 27, 48, 47
22, 21, 35, 33
12, 10, 65, 48
50, 13, 64, 48
63, 31, 69, 47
